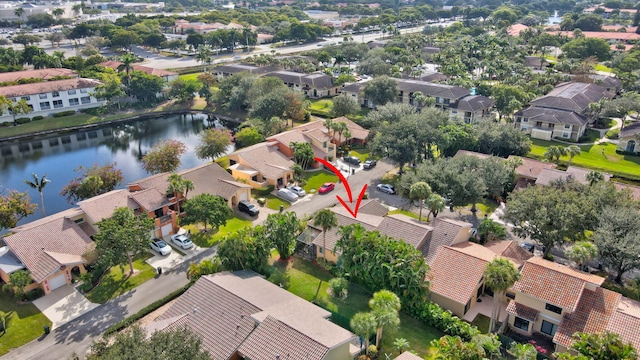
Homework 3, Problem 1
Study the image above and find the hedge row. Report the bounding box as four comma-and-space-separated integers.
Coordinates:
408, 301, 480, 341
52, 110, 76, 118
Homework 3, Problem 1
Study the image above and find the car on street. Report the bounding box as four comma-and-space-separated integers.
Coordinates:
277, 188, 299, 202
150, 238, 172, 256
238, 200, 259, 216
521, 243, 535, 253
363, 159, 377, 169
287, 185, 306, 197
171, 233, 194, 250
343, 156, 361, 165
376, 184, 396, 194
318, 182, 335, 194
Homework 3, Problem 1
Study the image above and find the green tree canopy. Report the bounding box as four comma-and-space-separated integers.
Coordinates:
332, 93, 361, 117
217, 227, 270, 272
593, 206, 640, 282
61, 163, 124, 204
263, 211, 300, 260
0, 190, 36, 230
196, 128, 232, 161
182, 194, 231, 232
142, 140, 187, 174
362, 76, 398, 107
484, 258, 521, 333
556, 331, 638, 360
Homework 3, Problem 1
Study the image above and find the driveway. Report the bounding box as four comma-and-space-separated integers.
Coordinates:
33, 285, 99, 330
146, 237, 207, 270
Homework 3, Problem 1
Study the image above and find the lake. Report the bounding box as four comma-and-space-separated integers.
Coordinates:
0, 113, 236, 228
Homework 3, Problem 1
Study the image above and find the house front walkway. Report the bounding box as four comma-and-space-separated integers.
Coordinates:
33, 285, 99, 330
463, 294, 508, 323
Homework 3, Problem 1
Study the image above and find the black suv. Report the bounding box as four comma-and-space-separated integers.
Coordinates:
363, 160, 377, 169
343, 156, 361, 165
238, 200, 259, 216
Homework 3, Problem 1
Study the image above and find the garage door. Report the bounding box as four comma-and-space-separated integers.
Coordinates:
239, 191, 248, 201
161, 224, 172, 237
49, 274, 67, 291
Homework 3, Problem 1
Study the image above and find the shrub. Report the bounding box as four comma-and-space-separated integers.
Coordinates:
16, 117, 30, 124
23, 288, 44, 301
410, 302, 480, 341
0, 121, 10, 127
52, 110, 76, 117
254, 185, 275, 196
31, 115, 44, 121
606, 129, 619, 139
328, 277, 348, 299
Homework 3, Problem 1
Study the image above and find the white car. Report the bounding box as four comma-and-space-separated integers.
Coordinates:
287, 185, 306, 197
277, 188, 298, 202
171, 233, 193, 250
150, 239, 172, 256
376, 184, 396, 194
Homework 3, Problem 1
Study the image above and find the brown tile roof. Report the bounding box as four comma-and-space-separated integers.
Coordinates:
230, 142, 295, 180
566, 166, 611, 184
3, 217, 94, 282
0, 68, 77, 83
429, 246, 488, 305
377, 214, 433, 249
513, 257, 604, 311
292, 118, 370, 143
530, 82, 614, 114
179, 162, 250, 200
547, 30, 640, 41
0, 78, 102, 98
237, 316, 330, 360
508, 155, 557, 180
607, 297, 640, 352
99, 61, 177, 78
129, 188, 168, 211
422, 217, 472, 264
77, 189, 138, 224
395, 352, 424, 360
450, 241, 500, 262
358, 199, 389, 216
535, 167, 611, 186
311, 207, 382, 253
507, 24, 529, 36
506, 300, 539, 322
485, 240, 532, 267
554, 287, 621, 348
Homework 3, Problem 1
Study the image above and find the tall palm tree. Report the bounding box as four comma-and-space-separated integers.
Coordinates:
117, 53, 137, 92
369, 289, 401, 348
24, 173, 50, 216
566, 241, 598, 271
14, 8, 24, 23
313, 209, 337, 262
332, 121, 348, 147
565, 145, 581, 166
166, 173, 193, 215
484, 258, 521, 333
350, 312, 376, 352
410, 182, 432, 223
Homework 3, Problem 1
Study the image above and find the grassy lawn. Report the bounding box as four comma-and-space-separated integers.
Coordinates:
389, 208, 425, 222
251, 190, 291, 211
302, 171, 339, 193
529, 139, 640, 180
308, 99, 334, 117
270, 256, 443, 357
473, 198, 500, 218
470, 314, 491, 333
179, 72, 203, 82
348, 148, 371, 162
182, 216, 252, 247
0, 293, 51, 357
594, 63, 613, 72
86, 256, 156, 304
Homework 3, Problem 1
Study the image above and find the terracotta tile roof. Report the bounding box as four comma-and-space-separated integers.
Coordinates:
395, 352, 424, 360
485, 240, 532, 267
508, 155, 557, 180
230, 142, 295, 180
179, 162, 250, 200
0, 78, 102, 98
506, 300, 540, 322
429, 246, 488, 305
3, 217, 94, 282
358, 199, 389, 216
513, 257, 604, 311
77, 189, 138, 224
547, 30, 640, 41
377, 214, 433, 249
607, 297, 640, 351
0, 68, 77, 83
450, 241, 499, 262
311, 207, 382, 253
293, 118, 369, 142
507, 24, 530, 36
237, 316, 329, 360
100, 61, 178, 78
554, 287, 621, 348
129, 188, 168, 211
422, 217, 472, 264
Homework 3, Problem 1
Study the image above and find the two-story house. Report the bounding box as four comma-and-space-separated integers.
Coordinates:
267, 70, 339, 98
228, 142, 295, 189
515, 82, 614, 141
0, 78, 105, 124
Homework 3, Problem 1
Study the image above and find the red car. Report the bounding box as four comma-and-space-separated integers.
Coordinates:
318, 182, 335, 194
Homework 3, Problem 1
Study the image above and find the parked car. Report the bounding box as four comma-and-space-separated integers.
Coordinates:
521, 243, 535, 253
238, 200, 259, 216
171, 233, 194, 250
363, 160, 377, 169
376, 183, 396, 194
287, 185, 306, 197
343, 156, 361, 165
318, 182, 335, 194
150, 238, 172, 256
277, 188, 299, 202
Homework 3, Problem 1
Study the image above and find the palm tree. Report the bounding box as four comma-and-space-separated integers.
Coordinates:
166, 173, 193, 215
393, 338, 410, 355
586, 170, 605, 185
410, 182, 432, 223
565, 145, 581, 166
484, 258, 521, 333
14, 8, 24, 23
566, 241, 598, 271
543, 145, 566, 163
426, 194, 445, 221
313, 209, 337, 262
350, 312, 377, 353
117, 53, 137, 92
332, 121, 349, 147
24, 173, 50, 216
369, 289, 401, 348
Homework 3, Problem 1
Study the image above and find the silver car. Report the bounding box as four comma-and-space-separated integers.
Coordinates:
287, 185, 306, 197
277, 188, 299, 202
170, 233, 193, 250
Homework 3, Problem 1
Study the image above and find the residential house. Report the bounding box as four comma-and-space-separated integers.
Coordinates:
534, 166, 611, 186
515, 82, 614, 141
0, 68, 77, 83
228, 142, 295, 189
146, 270, 359, 360
267, 70, 339, 98
173, 20, 253, 34
212, 64, 279, 80
395, 352, 423, 360
506, 257, 640, 354
341, 78, 494, 123
546, 30, 640, 46
508, 155, 557, 188
0, 78, 105, 123
617, 121, 640, 153
99, 61, 179, 84
0, 208, 94, 295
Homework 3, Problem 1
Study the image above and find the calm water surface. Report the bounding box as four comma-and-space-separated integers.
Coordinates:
0, 113, 235, 228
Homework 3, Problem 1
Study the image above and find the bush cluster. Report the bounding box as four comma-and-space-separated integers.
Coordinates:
52, 110, 76, 117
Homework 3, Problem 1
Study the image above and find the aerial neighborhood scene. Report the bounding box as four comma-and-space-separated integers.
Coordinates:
3, 0, 640, 359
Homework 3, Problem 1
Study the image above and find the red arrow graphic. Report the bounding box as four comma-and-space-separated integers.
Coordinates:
314, 157, 368, 218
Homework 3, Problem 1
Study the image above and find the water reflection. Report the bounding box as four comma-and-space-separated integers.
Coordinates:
0, 113, 237, 226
